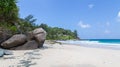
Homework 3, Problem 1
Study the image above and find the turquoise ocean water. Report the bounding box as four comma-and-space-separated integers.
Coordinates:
89, 39, 120, 44
58, 39, 120, 50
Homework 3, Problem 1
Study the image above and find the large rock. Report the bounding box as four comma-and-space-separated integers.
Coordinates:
34, 34, 46, 47
1, 34, 27, 49
27, 28, 46, 47
27, 31, 34, 41
33, 28, 46, 35
0, 28, 11, 45
10, 40, 39, 50
33, 28, 46, 47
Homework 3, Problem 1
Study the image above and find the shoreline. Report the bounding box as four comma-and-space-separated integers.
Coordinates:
56, 40, 120, 50
0, 43, 120, 67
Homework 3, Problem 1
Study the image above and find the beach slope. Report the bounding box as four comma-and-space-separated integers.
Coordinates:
0, 43, 120, 67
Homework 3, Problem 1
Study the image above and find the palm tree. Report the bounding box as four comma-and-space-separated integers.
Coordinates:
18, 15, 37, 34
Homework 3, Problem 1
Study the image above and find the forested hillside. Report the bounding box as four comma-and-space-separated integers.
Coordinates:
39, 23, 79, 40
0, 0, 79, 40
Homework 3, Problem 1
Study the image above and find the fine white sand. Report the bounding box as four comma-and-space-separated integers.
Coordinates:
0, 43, 120, 67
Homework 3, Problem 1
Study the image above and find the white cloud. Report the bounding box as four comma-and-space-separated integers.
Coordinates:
88, 4, 94, 9
104, 29, 110, 34
78, 21, 91, 28
117, 11, 120, 22
118, 11, 120, 17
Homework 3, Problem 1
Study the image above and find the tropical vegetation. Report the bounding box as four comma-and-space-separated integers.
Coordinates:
39, 23, 79, 40
0, 0, 79, 40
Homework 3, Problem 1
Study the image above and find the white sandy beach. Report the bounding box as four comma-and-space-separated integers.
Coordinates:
0, 43, 120, 67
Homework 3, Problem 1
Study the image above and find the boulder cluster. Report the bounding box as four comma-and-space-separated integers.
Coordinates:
0, 28, 46, 50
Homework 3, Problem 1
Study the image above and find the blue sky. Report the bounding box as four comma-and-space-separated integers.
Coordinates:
18, 0, 120, 39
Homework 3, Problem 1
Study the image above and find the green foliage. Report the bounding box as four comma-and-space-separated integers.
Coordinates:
0, 0, 19, 34
18, 15, 38, 34
0, 22, 17, 34
9, 26, 17, 33
0, 0, 19, 24
39, 23, 79, 40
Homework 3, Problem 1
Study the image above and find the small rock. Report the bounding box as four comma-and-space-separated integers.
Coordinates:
0, 49, 4, 57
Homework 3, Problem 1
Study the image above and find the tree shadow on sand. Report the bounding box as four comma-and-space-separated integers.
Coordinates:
3, 56, 15, 59
17, 51, 41, 67
18, 59, 36, 67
